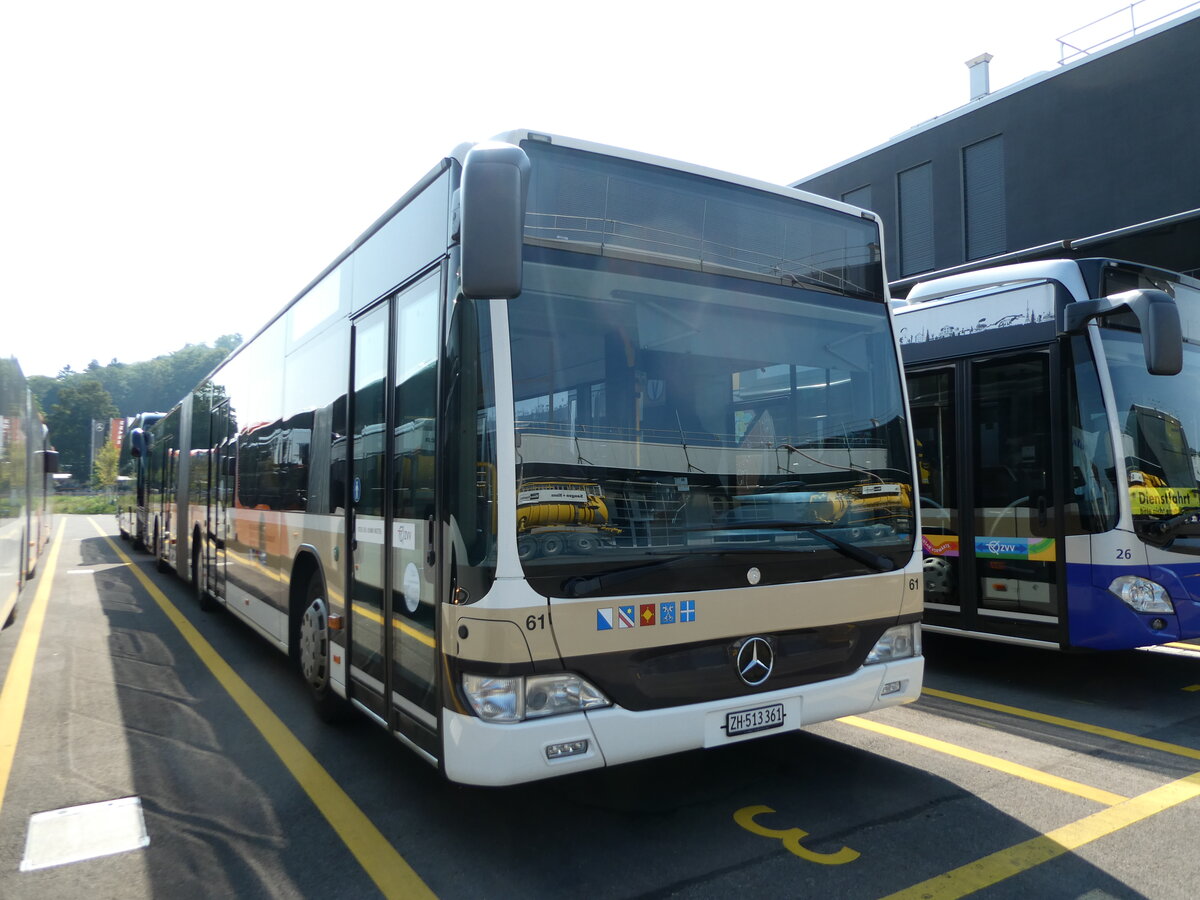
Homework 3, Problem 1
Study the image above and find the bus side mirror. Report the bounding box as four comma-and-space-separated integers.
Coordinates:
458, 142, 530, 301
1140, 292, 1185, 376
129, 427, 151, 458
1063, 289, 1182, 376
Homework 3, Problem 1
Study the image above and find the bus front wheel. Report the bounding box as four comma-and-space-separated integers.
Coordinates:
298, 577, 349, 723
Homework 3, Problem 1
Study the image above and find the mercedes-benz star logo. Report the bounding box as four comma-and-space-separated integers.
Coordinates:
735, 637, 774, 686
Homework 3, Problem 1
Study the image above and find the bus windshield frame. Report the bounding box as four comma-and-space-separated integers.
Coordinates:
1098, 281, 1200, 543
505, 243, 914, 599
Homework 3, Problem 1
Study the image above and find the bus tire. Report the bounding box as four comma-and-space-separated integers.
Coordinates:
153, 522, 169, 573
298, 576, 349, 723
193, 539, 216, 612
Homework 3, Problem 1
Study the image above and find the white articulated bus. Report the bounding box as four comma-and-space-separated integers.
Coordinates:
0, 356, 56, 628
135, 132, 923, 785
897, 257, 1200, 650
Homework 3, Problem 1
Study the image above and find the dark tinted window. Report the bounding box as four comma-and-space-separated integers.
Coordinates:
898, 162, 934, 276
523, 140, 885, 301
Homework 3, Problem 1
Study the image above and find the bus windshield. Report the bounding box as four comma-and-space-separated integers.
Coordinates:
509, 247, 914, 598
1101, 301, 1200, 531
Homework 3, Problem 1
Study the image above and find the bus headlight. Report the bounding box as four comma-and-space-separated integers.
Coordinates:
462, 672, 610, 723
865, 623, 921, 664
1109, 576, 1174, 614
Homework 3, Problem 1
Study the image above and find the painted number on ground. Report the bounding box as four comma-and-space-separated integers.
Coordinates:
733, 805, 859, 865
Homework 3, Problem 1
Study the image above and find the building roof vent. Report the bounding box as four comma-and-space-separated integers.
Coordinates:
966, 53, 993, 101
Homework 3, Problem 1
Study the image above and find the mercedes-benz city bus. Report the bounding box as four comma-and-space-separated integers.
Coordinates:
1, 355, 56, 628
897, 257, 1200, 650
120, 411, 164, 548
134, 132, 923, 785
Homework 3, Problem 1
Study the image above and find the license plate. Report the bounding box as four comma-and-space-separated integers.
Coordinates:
724, 702, 786, 737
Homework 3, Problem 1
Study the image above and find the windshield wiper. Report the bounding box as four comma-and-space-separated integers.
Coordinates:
1140, 509, 1200, 542
703, 520, 896, 572
563, 556, 686, 598
561, 524, 897, 598
562, 544, 829, 598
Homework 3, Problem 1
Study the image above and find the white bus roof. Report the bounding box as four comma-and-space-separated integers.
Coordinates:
901, 259, 1090, 306
481, 130, 882, 228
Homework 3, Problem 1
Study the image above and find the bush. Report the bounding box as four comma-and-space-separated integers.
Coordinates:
51, 494, 119, 515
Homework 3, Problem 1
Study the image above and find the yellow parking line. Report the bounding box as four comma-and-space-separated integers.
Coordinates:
90, 520, 435, 900
882, 769, 1200, 899
922, 686, 1200, 761
0, 519, 65, 814
839, 716, 1127, 806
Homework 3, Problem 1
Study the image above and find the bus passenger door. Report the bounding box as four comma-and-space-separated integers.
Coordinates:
349, 302, 391, 719
389, 275, 440, 755
907, 367, 962, 615
969, 352, 1062, 639
348, 274, 442, 749
209, 400, 231, 599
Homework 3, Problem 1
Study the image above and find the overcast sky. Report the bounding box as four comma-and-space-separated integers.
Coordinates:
2, 0, 1179, 378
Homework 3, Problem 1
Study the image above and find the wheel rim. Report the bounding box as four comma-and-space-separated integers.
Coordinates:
299, 597, 329, 689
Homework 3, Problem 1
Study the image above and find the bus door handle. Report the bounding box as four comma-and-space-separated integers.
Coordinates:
425, 516, 436, 566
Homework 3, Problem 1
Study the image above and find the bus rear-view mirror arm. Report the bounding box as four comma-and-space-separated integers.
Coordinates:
457, 141, 531, 301
1062, 288, 1182, 376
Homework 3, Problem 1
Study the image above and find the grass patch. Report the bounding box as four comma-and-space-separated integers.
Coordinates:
51, 494, 120, 515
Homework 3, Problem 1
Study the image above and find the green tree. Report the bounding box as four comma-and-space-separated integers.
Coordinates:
33, 334, 243, 424
28, 374, 57, 417
47, 378, 118, 477
93, 439, 120, 489
35, 335, 245, 482
96, 334, 241, 415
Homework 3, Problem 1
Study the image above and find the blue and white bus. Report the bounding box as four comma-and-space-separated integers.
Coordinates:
896, 257, 1200, 649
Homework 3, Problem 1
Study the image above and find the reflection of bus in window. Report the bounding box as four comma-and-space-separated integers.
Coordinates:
134, 131, 922, 785
898, 257, 1200, 650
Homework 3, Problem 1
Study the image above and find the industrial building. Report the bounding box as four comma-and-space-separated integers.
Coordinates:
793, 4, 1200, 293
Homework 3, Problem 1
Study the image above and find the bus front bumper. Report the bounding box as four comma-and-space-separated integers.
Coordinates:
441, 655, 923, 786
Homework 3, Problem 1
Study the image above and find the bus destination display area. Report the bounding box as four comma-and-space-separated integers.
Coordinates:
3, 515, 1200, 899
